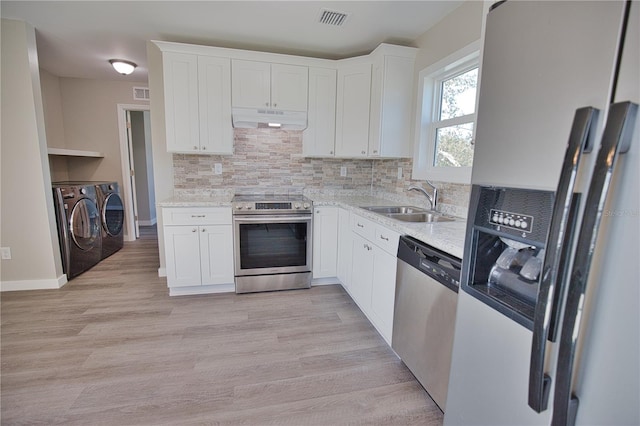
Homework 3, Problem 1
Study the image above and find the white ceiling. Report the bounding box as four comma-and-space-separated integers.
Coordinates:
1, 1, 463, 82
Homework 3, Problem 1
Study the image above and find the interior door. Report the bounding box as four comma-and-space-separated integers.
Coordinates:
126, 110, 140, 238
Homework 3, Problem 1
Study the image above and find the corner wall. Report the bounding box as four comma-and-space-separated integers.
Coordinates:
1, 19, 64, 290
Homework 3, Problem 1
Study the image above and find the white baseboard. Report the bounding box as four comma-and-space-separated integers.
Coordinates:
158, 267, 167, 277
139, 218, 157, 226
311, 277, 340, 286
169, 283, 235, 296
1, 274, 67, 292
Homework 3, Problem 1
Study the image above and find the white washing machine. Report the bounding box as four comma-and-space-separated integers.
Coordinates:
95, 182, 124, 259
52, 182, 102, 279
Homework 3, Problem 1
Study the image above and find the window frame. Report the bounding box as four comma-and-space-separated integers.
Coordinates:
412, 41, 481, 184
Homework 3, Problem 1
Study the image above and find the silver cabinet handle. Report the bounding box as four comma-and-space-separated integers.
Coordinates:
357, 223, 364, 228
265, 102, 269, 107
193, 146, 198, 150
529, 106, 598, 413
380, 235, 389, 241
202, 146, 206, 150
330, 150, 334, 154
552, 101, 638, 426
361, 150, 366, 155
201, 228, 206, 232
191, 215, 206, 218
192, 228, 197, 232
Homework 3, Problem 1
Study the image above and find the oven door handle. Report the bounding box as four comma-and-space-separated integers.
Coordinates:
233, 215, 312, 223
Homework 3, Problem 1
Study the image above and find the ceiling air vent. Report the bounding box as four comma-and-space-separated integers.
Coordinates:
318, 8, 350, 26
133, 86, 150, 101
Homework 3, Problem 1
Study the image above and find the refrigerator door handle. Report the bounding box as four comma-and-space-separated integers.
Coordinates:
528, 107, 598, 413
552, 101, 638, 426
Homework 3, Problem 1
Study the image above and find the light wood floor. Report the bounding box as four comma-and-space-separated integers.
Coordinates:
1, 226, 443, 425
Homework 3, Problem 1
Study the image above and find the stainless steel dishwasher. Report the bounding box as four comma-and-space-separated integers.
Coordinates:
392, 235, 461, 412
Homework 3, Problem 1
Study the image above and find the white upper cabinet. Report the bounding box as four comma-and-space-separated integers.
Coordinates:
369, 51, 416, 158
333, 45, 416, 159
232, 60, 308, 111
163, 52, 200, 153
335, 62, 372, 158
198, 56, 233, 154
303, 67, 337, 157
162, 51, 233, 154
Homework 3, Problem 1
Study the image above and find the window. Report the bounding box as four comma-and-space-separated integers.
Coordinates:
413, 41, 480, 184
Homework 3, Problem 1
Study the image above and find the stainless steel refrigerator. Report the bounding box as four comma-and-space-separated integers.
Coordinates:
445, 1, 639, 425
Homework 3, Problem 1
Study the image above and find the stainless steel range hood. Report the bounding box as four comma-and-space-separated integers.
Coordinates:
231, 107, 307, 130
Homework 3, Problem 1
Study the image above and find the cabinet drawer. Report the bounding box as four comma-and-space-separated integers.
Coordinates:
374, 225, 400, 256
351, 214, 376, 240
162, 207, 231, 225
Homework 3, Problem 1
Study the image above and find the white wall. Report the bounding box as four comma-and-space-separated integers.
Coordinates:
146, 40, 174, 274
1, 19, 64, 290
58, 77, 149, 184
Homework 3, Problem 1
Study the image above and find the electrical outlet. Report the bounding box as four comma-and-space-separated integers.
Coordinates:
397, 167, 403, 180
1, 247, 11, 260
214, 163, 222, 175
340, 166, 347, 177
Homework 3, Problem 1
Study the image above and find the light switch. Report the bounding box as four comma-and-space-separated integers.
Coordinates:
340, 166, 347, 177
397, 167, 403, 180
214, 163, 222, 175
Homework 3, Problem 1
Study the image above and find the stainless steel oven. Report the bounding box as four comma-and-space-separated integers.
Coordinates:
232, 195, 313, 293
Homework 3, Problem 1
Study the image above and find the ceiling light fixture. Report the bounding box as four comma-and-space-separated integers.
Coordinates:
109, 59, 137, 75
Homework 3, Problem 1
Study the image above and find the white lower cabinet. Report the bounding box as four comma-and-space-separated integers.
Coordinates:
312, 207, 339, 279
347, 213, 400, 344
336, 208, 352, 289
162, 207, 234, 295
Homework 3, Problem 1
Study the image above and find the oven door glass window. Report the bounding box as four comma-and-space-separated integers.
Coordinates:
238, 222, 308, 270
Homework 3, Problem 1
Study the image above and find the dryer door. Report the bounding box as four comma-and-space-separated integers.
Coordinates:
102, 193, 124, 236
69, 198, 101, 250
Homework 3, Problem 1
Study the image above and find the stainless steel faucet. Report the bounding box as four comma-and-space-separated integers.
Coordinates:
408, 181, 438, 211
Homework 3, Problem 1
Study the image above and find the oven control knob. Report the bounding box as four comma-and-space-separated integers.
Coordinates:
293, 203, 301, 209
235, 205, 243, 210
303, 203, 310, 209
245, 204, 253, 210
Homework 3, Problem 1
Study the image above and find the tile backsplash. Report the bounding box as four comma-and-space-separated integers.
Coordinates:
173, 129, 471, 217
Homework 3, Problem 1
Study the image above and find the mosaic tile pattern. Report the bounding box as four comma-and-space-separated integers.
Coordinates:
372, 158, 472, 218
172, 129, 471, 217
173, 129, 372, 194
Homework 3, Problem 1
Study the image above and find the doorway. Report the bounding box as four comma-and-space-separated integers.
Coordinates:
117, 104, 155, 241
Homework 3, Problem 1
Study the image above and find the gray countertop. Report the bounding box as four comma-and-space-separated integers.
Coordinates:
158, 192, 468, 259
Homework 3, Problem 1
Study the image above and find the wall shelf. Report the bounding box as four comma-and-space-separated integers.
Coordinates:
47, 148, 104, 158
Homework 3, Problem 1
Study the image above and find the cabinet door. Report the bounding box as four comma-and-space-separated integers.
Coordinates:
337, 208, 352, 289
231, 59, 271, 108
271, 63, 308, 111
350, 233, 374, 309
163, 52, 200, 153
303, 67, 337, 157
312, 207, 339, 279
335, 63, 372, 158
198, 56, 233, 154
369, 55, 415, 158
200, 225, 234, 286
370, 247, 397, 343
164, 226, 202, 287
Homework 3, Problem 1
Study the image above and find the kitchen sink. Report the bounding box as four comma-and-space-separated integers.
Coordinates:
360, 206, 455, 223
361, 206, 427, 214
